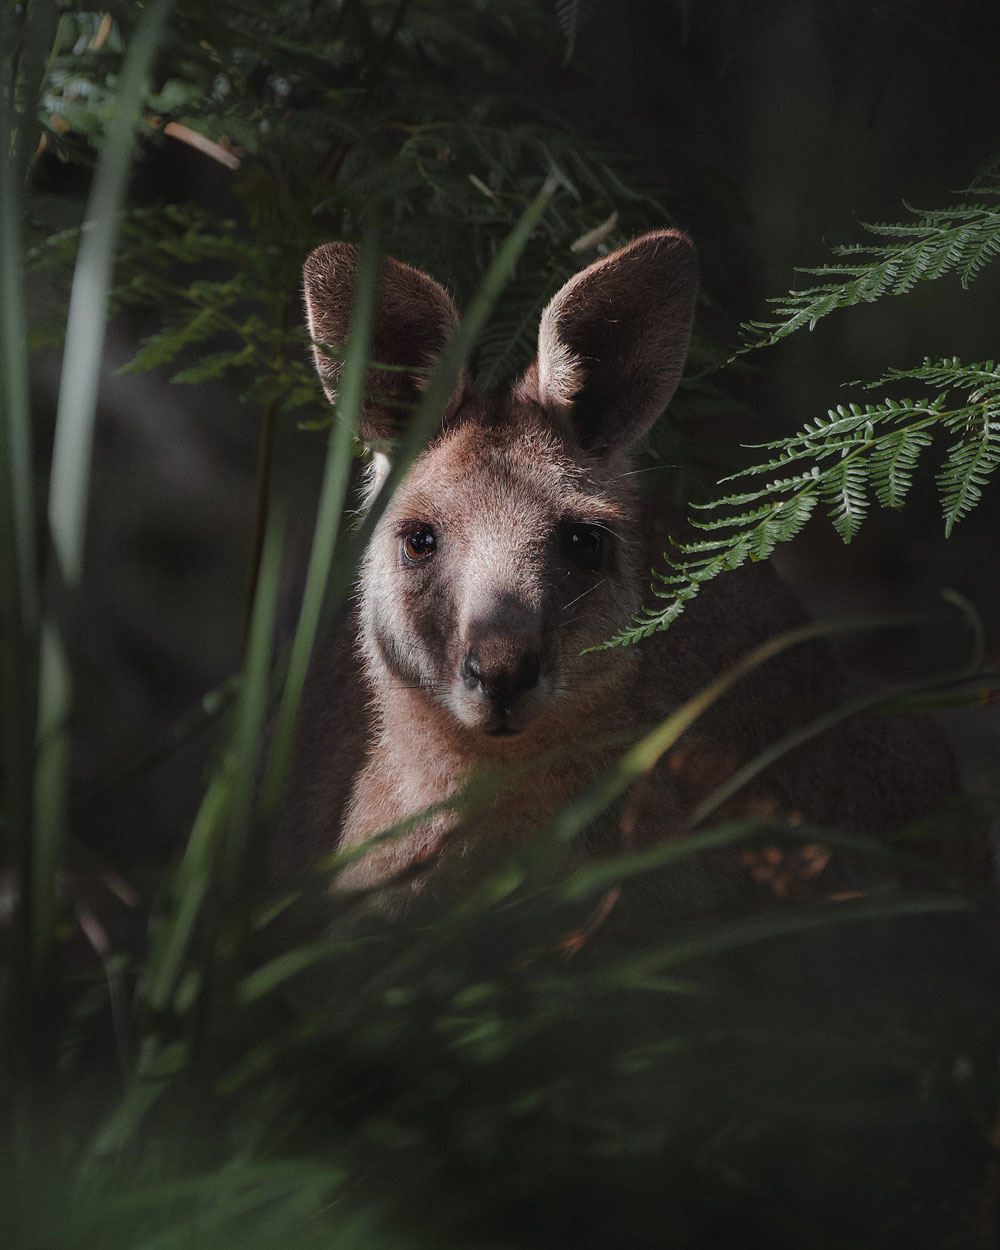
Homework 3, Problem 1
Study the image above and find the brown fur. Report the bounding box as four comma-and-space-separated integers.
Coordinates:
278, 231, 955, 916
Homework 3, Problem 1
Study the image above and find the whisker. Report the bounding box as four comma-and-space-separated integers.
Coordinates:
606, 464, 678, 483
572, 519, 626, 543
563, 578, 607, 610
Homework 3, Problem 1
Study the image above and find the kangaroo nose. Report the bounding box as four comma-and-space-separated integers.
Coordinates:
461, 646, 541, 707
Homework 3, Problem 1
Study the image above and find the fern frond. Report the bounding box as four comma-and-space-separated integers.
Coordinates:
938, 406, 1000, 536
603, 493, 819, 648
738, 198, 1000, 351
476, 273, 558, 388
688, 501, 792, 530
820, 456, 869, 542
604, 358, 1000, 647
869, 357, 1000, 397
869, 428, 933, 508
121, 308, 219, 373
554, 0, 581, 62
172, 343, 256, 384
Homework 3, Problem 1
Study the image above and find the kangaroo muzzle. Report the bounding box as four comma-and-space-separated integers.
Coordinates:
458, 625, 544, 734
447, 590, 553, 733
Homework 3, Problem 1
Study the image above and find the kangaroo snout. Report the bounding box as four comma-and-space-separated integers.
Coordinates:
459, 628, 543, 734
454, 592, 548, 732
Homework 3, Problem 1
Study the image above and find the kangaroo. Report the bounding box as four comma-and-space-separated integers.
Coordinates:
277, 230, 954, 916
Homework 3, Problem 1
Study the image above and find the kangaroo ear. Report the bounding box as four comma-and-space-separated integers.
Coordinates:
532, 230, 698, 453
303, 243, 467, 444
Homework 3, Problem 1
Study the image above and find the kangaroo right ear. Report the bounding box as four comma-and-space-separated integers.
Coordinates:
303, 243, 468, 444
532, 230, 699, 454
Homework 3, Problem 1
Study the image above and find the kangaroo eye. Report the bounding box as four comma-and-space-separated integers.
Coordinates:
402, 524, 437, 564
562, 523, 605, 572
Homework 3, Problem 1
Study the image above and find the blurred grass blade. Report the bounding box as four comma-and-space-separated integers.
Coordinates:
257, 233, 380, 821
2, 4, 60, 192
0, 3, 49, 935
259, 178, 556, 817
46, 0, 173, 588
238, 939, 346, 1005
691, 595, 985, 827
596, 892, 971, 992
73, 678, 238, 811
544, 620, 843, 847
691, 673, 981, 829
142, 517, 283, 1018
31, 0, 173, 975
222, 514, 283, 901
562, 818, 948, 902
141, 773, 234, 1016
543, 615, 946, 851
350, 175, 558, 562
129, 517, 282, 1125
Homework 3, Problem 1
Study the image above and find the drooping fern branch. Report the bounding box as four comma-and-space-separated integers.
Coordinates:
738, 182, 1000, 350
607, 358, 1000, 647
605, 175, 1000, 647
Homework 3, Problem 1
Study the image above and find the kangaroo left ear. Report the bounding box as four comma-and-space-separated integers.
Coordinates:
303, 242, 468, 445
530, 230, 699, 453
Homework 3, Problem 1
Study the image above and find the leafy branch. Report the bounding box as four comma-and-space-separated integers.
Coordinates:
611, 175, 1000, 648
608, 360, 1000, 647
737, 183, 1000, 351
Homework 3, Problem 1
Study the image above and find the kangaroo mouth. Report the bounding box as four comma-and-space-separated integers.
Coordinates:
445, 677, 551, 738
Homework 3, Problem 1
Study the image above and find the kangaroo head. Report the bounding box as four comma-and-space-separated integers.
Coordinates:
303, 232, 698, 750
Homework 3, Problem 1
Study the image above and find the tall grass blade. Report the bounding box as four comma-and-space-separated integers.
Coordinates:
31, 0, 173, 975
545, 618, 890, 847
562, 818, 945, 901
141, 517, 283, 1021
596, 892, 970, 992
350, 175, 558, 563
257, 233, 380, 821
259, 178, 556, 818
0, 1, 44, 937
0, 0, 60, 1176
690, 595, 984, 827
111, 515, 282, 1155
220, 513, 284, 916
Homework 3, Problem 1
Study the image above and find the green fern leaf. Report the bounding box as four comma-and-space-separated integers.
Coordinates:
172, 342, 256, 384
872, 358, 1000, 397
938, 407, 1000, 536
820, 457, 869, 542
121, 308, 217, 374
870, 428, 933, 508
688, 502, 791, 531
737, 198, 1000, 352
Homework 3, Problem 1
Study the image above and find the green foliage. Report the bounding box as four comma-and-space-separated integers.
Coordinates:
28, 0, 667, 428
609, 181, 1000, 646
739, 179, 1000, 349
3, 804, 995, 1249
